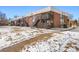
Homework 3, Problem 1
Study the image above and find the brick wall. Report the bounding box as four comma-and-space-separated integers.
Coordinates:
53, 12, 61, 27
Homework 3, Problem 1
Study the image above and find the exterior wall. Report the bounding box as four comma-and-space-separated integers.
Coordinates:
63, 15, 70, 27
64, 16, 68, 24
31, 12, 54, 28
11, 11, 71, 28
53, 12, 61, 27
26, 16, 33, 26
0, 19, 8, 26
11, 17, 29, 26
69, 20, 77, 27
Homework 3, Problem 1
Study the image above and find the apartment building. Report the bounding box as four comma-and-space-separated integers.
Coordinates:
11, 7, 72, 28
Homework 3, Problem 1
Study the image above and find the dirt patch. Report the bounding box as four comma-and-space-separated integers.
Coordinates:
11, 27, 24, 33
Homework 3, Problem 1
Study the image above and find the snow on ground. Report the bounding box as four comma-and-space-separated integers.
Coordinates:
0, 26, 53, 50
0, 26, 79, 52
21, 31, 79, 52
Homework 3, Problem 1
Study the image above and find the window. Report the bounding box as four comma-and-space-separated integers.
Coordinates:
41, 13, 50, 20
60, 15, 64, 25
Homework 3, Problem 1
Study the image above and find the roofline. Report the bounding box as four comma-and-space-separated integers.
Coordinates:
12, 7, 72, 21
27, 7, 71, 17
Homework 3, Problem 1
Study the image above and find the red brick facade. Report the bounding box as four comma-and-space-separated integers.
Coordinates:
0, 19, 8, 26
11, 11, 70, 28
53, 12, 61, 27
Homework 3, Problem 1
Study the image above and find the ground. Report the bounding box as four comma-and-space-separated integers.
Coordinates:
0, 26, 79, 52
70, 26, 79, 32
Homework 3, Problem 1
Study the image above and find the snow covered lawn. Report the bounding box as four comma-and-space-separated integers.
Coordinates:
0, 26, 53, 50
0, 26, 79, 52
21, 31, 79, 52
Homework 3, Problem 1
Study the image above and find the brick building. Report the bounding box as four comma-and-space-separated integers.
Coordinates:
11, 7, 72, 28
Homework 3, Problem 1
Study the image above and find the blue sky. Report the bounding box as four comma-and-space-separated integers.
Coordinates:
0, 6, 79, 20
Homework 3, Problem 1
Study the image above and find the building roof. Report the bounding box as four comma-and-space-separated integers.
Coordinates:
12, 7, 72, 21
28, 7, 72, 17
